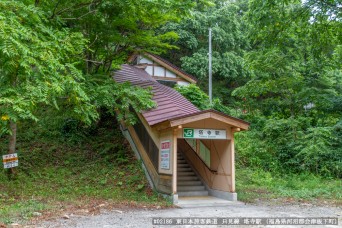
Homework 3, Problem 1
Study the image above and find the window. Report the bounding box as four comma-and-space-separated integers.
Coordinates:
185, 138, 196, 151
199, 141, 210, 167
157, 80, 177, 88
184, 138, 210, 167
133, 118, 159, 171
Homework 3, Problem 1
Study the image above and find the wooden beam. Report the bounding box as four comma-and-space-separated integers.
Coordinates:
172, 128, 178, 194
152, 121, 171, 131
232, 127, 241, 133
170, 113, 211, 127
153, 76, 185, 82
211, 113, 249, 130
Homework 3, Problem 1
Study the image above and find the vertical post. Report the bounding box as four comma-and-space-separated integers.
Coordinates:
230, 134, 235, 192
172, 128, 178, 203
7, 121, 17, 179
208, 28, 212, 105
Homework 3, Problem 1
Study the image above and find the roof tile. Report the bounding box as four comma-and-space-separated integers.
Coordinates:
113, 64, 199, 126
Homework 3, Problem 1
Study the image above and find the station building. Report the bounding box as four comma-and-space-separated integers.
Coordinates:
114, 53, 249, 203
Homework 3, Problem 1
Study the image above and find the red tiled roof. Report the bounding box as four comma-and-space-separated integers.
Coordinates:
113, 64, 199, 126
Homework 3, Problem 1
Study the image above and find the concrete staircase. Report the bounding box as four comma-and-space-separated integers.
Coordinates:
177, 152, 209, 197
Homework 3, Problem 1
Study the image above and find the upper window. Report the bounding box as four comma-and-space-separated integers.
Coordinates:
157, 80, 177, 88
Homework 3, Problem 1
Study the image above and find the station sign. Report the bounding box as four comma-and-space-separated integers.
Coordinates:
183, 128, 226, 140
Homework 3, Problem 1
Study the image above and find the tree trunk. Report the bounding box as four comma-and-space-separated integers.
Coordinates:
7, 120, 17, 179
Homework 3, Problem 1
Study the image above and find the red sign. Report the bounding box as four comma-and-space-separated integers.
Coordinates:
161, 141, 170, 150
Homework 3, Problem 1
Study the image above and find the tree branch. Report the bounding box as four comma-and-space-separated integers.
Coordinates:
55, 0, 102, 16
49, 0, 62, 19
62, 10, 97, 20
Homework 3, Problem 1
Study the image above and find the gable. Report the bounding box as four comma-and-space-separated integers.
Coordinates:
130, 53, 197, 86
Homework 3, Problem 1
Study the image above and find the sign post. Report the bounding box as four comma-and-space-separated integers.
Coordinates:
3, 153, 19, 169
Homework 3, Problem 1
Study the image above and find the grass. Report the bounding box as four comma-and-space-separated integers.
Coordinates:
1, 111, 341, 224
0, 114, 170, 225
236, 167, 342, 205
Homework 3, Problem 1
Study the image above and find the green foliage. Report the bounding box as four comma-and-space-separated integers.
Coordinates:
0, 114, 167, 224
236, 116, 342, 177
0, 1, 95, 136
83, 74, 156, 125
175, 84, 210, 110
175, 84, 234, 115
0, 1, 158, 140
232, 0, 342, 179
160, 0, 249, 105
36, 0, 202, 74
236, 167, 342, 203
295, 127, 341, 176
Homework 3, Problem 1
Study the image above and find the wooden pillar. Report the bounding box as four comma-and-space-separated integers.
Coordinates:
172, 128, 178, 194
230, 127, 240, 192
230, 134, 235, 192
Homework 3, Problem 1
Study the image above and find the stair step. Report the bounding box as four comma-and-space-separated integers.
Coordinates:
177, 160, 187, 164
177, 176, 199, 181
177, 167, 192, 172
177, 181, 202, 186
178, 171, 196, 176
178, 190, 209, 197
178, 185, 206, 191
177, 163, 189, 167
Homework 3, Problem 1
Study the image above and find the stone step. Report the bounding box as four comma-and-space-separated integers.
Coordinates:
178, 185, 206, 191
178, 190, 209, 197
177, 180, 202, 186
177, 176, 199, 181
178, 171, 196, 176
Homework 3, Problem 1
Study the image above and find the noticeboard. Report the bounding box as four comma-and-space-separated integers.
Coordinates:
160, 141, 170, 170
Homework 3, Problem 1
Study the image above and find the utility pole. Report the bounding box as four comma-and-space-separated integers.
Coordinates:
208, 28, 212, 105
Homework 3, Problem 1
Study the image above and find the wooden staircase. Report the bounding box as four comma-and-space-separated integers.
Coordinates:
177, 151, 209, 197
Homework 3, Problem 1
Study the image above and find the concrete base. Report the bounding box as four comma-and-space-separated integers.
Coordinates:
176, 196, 242, 208
172, 194, 179, 204
208, 189, 237, 201
181, 151, 237, 202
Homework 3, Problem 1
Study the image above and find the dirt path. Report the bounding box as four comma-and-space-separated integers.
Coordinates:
34, 201, 341, 228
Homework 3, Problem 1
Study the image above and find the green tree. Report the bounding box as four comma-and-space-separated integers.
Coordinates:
232, 0, 342, 177
175, 84, 233, 115
0, 1, 92, 162
160, 0, 249, 106
36, 0, 207, 74
0, 1, 156, 178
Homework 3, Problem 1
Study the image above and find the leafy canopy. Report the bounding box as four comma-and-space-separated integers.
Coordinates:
0, 1, 156, 137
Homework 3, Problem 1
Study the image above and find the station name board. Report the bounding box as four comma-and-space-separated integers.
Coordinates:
183, 128, 226, 139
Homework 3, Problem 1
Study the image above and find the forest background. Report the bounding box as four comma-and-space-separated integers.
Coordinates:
0, 0, 341, 223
